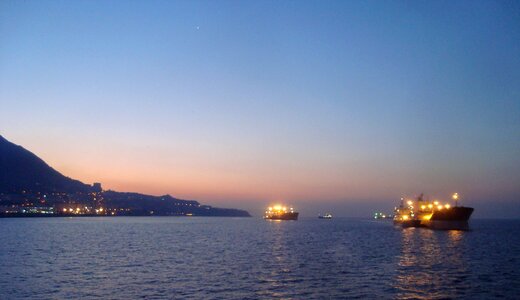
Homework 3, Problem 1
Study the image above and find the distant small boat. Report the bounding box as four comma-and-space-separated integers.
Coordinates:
318, 213, 332, 219
373, 212, 389, 220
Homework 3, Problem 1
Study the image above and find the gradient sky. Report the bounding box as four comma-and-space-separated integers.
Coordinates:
1, 0, 519, 217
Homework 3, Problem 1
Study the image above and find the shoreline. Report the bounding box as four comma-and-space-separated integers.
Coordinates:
0, 213, 251, 218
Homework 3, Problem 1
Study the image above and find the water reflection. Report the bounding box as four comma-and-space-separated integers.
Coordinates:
255, 221, 296, 298
394, 228, 469, 299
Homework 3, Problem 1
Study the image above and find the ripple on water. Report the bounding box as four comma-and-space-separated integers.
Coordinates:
0, 218, 519, 299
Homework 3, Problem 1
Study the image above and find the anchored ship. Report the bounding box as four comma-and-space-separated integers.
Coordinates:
393, 193, 474, 230
264, 205, 298, 220
374, 212, 390, 220
318, 213, 332, 219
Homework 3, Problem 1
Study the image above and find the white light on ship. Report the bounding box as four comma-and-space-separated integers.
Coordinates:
445, 204, 451, 209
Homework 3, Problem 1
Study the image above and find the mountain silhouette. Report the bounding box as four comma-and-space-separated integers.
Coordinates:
0, 135, 250, 217
0, 135, 91, 193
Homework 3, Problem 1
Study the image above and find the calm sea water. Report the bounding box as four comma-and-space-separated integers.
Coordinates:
0, 217, 519, 299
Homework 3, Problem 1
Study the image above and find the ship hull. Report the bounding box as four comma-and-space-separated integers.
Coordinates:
401, 219, 423, 228
429, 206, 473, 221
424, 220, 470, 230
265, 212, 299, 220
423, 207, 474, 230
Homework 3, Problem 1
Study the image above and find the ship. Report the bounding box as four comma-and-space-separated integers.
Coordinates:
318, 213, 332, 219
373, 212, 390, 220
393, 202, 422, 228
424, 205, 474, 230
393, 193, 474, 230
264, 205, 299, 220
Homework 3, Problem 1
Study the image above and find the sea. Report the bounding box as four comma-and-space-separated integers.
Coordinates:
0, 217, 519, 299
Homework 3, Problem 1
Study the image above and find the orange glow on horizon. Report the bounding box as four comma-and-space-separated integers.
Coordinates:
11, 134, 503, 208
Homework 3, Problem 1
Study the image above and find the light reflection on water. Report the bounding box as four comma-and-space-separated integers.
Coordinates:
394, 228, 470, 299
0, 217, 519, 299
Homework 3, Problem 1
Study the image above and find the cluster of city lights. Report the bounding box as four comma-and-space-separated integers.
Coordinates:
61, 207, 105, 215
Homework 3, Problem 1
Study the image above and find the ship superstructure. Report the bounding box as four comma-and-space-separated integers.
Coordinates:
264, 205, 299, 220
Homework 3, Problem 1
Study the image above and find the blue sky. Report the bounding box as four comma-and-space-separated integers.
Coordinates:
1, 0, 519, 217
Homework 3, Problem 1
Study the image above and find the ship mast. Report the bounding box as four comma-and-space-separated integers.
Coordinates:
453, 193, 459, 207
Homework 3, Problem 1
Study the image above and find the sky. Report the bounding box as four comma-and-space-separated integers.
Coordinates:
1, 0, 519, 217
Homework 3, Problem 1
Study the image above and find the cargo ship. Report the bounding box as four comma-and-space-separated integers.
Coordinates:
393, 193, 473, 230
264, 205, 298, 220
